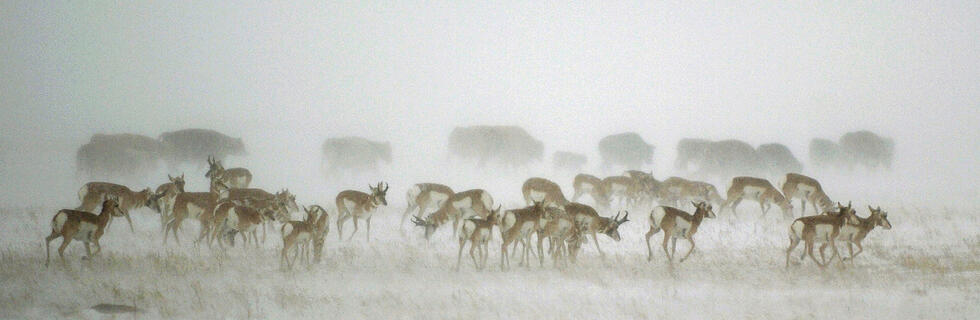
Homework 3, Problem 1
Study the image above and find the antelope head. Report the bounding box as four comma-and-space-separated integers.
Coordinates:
411, 215, 438, 240
277, 189, 299, 213
868, 206, 892, 230
205, 156, 224, 179
168, 174, 186, 193
369, 182, 389, 206
602, 211, 630, 241
692, 201, 716, 219
103, 195, 125, 217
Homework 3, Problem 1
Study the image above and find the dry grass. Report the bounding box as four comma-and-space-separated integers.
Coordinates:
1, 203, 978, 319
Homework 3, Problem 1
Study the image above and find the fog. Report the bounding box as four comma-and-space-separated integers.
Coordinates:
1, 1, 978, 318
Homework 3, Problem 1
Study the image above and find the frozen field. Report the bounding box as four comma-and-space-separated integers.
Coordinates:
2, 198, 978, 319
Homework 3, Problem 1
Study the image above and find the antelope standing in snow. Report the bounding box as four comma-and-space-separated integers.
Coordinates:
831, 206, 892, 262
210, 197, 284, 250
456, 206, 501, 271
336, 182, 389, 241
500, 201, 549, 270
602, 175, 640, 208
536, 207, 580, 267
281, 206, 330, 269
571, 174, 611, 210
785, 202, 858, 268
781, 173, 835, 216
645, 201, 716, 264
657, 177, 724, 208
164, 181, 228, 245
77, 182, 152, 233
45, 196, 125, 266
411, 189, 495, 240
720, 177, 793, 218
205, 156, 252, 188
567, 202, 629, 258
146, 174, 185, 231
522, 177, 569, 208
401, 183, 454, 230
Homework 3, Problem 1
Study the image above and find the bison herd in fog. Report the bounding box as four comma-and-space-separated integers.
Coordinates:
53, 126, 894, 271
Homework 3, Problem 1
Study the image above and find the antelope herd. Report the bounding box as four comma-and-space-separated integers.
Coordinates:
45, 157, 893, 272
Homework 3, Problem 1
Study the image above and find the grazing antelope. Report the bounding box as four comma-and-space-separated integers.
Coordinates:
571, 174, 611, 210
657, 177, 724, 208
400, 183, 454, 230
833, 206, 892, 262
522, 177, 569, 208
45, 196, 125, 266
781, 173, 835, 216
624, 170, 661, 206
336, 182, 389, 241
500, 201, 549, 270
645, 202, 716, 264
412, 189, 496, 240
164, 181, 228, 245
280, 206, 330, 269
210, 197, 284, 250
785, 202, 859, 268
720, 177, 793, 218
567, 202, 629, 258
456, 206, 501, 271
205, 155, 252, 188
602, 175, 641, 208
77, 182, 153, 233
146, 174, 185, 231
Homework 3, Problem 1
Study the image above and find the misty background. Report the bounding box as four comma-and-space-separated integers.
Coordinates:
1, 1, 977, 208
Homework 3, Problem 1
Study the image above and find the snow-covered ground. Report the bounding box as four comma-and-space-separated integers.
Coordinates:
2, 193, 978, 319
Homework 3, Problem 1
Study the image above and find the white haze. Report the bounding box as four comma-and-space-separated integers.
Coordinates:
0, 1, 978, 318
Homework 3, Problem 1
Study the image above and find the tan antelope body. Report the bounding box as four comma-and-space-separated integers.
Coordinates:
210, 197, 284, 250
602, 175, 642, 208
571, 174, 611, 210
536, 207, 582, 267
782, 173, 835, 216
206, 156, 252, 188
835, 206, 892, 262
146, 175, 185, 231
567, 202, 629, 258
401, 183, 454, 230
500, 202, 549, 270
281, 206, 330, 269
522, 177, 569, 208
785, 202, 858, 268
645, 202, 716, 264
165, 182, 228, 245
658, 177, 724, 208
336, 182, 389, 241
45, 197, 125, 266
456, 207, 500, 271
77, 182, 152, 232
720, 177, 793, 218
624, 170, 660, 206
412, 189, 495, 240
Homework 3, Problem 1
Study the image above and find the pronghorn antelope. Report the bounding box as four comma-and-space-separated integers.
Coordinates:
781, 173, 835, 216
834, 206, 892, 262
77, 182, 152, 233
571, 174, 611, 210
411, 189, 496, 240
657, 177, 724, 208
281, 205, 330, 269
720, 176, 793, 218
536, 207, 581, 267
500, 201, 549, 270
456, 206, 501, 271
400, 183, 454, 230
210, 199, 276, 251
567, 202, 629, 258
146, 174, 185, 231
336, 182, 389, 241
164, 181, 228, 245
602, 175, 641, 207
624, 170, 661, 206
785, 202, 859, 268
645, 201, 716, 264
522, 177, 569, 208
205, 156, 252, 188
45, 196, 125, 266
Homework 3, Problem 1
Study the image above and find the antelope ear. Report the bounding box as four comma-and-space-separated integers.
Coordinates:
868, 205, 874, 212
691, 201, 697, 207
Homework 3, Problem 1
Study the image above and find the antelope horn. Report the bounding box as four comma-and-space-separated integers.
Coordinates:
411, 216, 428, 226
382, 182, 389, 192
620, 211, 630, 223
